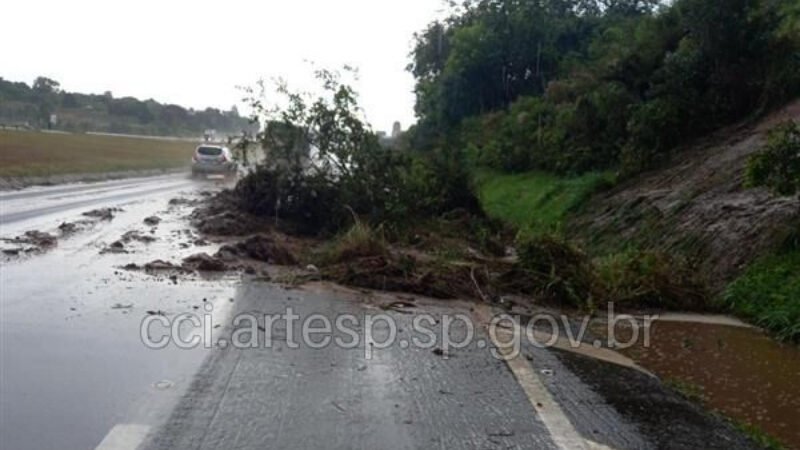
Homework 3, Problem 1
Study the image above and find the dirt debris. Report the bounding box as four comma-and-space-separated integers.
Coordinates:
189, 190, 266, 236
143, 216, 162, 226
142, 260, 186, 272
216, 235, 298, 266
2, 230, 59, 253
193, 210, 262, 236
101, 240, 129, 254
82, 207, 122, 221
182, 253, 229, 272
168, 197, 202, 207
21, 230, 57, 247
58, 222, 80, 234
119, 230, 156, 244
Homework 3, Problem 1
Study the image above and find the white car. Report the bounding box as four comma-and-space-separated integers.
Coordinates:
191, 145, 236, 177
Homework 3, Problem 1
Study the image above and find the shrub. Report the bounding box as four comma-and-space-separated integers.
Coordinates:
723, 242, 800, 342
321, 218, 388, 265
594, 250, 708, 309
746, 121, 800, 196
516, 234, 601, 309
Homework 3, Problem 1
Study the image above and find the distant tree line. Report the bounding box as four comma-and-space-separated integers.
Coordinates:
406, 0, 800, 175
0, 76, 255, 137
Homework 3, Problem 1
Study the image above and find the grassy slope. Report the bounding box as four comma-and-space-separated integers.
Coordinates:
474, 169, 614, 234
0, 130, 196, 177
723, 247, 800, 342
476, 168, 799, 341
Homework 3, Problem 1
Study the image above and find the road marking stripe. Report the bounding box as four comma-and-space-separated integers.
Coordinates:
493, 335, 592, 449
95, 424, 150, 450
476, 305, 616, 450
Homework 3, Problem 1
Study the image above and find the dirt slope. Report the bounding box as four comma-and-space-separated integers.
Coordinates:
570, 100, 800, 291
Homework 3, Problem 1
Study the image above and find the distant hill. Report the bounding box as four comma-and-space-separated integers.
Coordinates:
0, 76, 256, 138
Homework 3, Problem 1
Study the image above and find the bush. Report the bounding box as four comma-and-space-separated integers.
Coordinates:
723, 246, 800, 342
594, 250, 708, 309
516, 234, 601, 308
235, 165, 343, 234
513, 236, 709, 311
746, 121, 800, 196
320, 218, 388, 265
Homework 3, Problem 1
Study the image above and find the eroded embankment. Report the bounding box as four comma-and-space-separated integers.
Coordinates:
569, 100, 800, 292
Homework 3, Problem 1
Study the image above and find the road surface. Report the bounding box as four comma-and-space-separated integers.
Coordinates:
0, 175, 757, 450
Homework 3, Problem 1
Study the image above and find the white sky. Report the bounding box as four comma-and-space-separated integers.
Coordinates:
1, 0, 447, 133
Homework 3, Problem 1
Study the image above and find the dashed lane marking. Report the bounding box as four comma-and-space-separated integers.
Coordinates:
95, 424, 150, 450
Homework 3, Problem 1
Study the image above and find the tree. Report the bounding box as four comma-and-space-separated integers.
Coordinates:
32, 76, 60, 95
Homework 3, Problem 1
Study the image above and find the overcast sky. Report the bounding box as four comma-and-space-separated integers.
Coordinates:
1, 0, 447, 133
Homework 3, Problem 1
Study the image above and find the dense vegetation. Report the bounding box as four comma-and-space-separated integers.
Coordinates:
407, 0, 800, 175
0, 76, 254, 137
724, 237, 800, 342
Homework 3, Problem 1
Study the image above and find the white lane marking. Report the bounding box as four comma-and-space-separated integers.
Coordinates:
493, 336, 592, 449
95, 424, 150, 450
476, 305, 616, 450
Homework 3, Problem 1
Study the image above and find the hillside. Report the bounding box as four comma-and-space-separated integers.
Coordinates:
569, 100, 800, 292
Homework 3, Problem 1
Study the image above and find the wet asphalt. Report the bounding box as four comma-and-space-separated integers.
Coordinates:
0, 174, 758, 450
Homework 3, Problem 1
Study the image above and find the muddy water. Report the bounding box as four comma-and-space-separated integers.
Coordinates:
595, 320, 800, 448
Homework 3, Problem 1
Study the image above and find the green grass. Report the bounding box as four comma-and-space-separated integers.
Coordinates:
723, 247, 800, 342
474, 169, 615, 234
0, 130, 197, 177
732, 420, 788, 450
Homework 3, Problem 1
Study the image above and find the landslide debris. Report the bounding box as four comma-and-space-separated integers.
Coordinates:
182, 253, 229, 272
190, 190, 264, 236
82, 207, 123, 221
215, 235, 297, 266
143, 216, 162, 226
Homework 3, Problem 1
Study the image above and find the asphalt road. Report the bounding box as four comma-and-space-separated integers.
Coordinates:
0, 174, 758, 450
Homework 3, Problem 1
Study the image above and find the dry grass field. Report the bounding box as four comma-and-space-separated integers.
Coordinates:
0, 130, 198, 177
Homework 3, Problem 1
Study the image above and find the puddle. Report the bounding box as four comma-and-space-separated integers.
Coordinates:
593, 320, 800, 448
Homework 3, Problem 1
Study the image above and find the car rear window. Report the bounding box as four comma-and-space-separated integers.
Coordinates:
197, 146, 223, 156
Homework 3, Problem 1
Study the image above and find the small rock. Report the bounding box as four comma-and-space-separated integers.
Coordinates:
143, 216, 161, 226
58, 222, 78, 234
21, 230, 57, 247
182, 253, 228, 272
144, 260, 182, 271
83, 207, 121, 221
